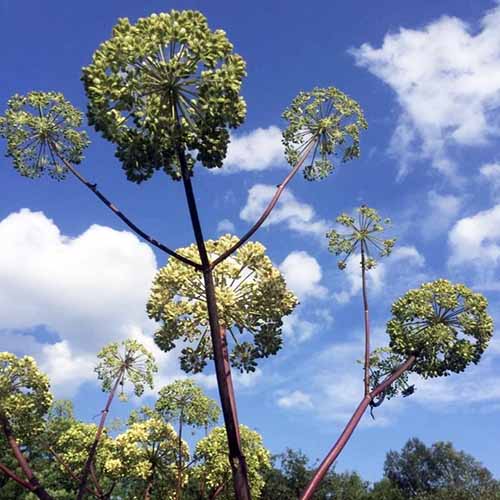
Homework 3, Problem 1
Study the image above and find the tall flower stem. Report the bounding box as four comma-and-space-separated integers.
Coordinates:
299, 355, 416, 500
211, 139, 315, 269
177, 145, 251, 500
76, 368, 124, 500
360, 243, 371, 396
0, 415, 53, 500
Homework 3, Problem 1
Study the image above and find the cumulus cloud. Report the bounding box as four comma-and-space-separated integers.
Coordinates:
0, 209, 183, 397
351, 5, 500, 178
223, 126, 285, 173
480, 163, 500, 200
277, 390, 313, 410
282, 314, 316, 344
240, 184, 330, 239
334, 246, 425, 304
422, 191, 463, 238
448, 204, 500, 267
279, 251, 327, 300
217, 218, 235, 233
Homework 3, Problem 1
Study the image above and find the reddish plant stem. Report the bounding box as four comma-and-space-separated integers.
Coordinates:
299, 355, 416, 500
210, 139, 316, 269
90, 462, 104, 497
0, 462, 34, 491
51, 144, 200, 270
76, 368, 124, 500
177, 146, 251, 500
209, 480, 227, 500
360, 243, 370, 396
0, 415, 53, 499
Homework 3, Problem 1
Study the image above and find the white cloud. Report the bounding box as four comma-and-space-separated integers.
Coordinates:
422, 191, 463, 237
223, 126, 285, 173
334, 246, 425, 304
279, 251, 327, 300
351, 5, 500, 178
277, 390, 313, 410
217, 219, 235, 233
240, 184, 330, 239
480, 162, 500, 199
448, 204, 500, 267
411, 345, 500, 409
194, 368, 263, 391
282, 314, 316, 344
0, 209, 184, 398
39, 341, 95, 398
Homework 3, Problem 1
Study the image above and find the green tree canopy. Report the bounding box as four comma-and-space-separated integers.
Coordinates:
384, 438, 500, 499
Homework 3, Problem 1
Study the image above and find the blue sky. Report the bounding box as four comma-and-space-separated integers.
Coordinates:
1, 0, 500, 485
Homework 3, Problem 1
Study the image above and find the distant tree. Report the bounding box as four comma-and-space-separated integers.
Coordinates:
261, 449, 368, 500
368, 478, 405, 500
384, 438, 500, 499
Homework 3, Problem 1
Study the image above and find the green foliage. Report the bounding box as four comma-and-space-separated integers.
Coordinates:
327, 205, 395, 270
155, 379, 220, 428
282, 86, 367, 180
261, 449, 369, 500
147, 234, 298, 373
82, 10, 247, 183
0, 352, 53, 439
387, 279, 493, 378
0, 91, 89, 179
193, 425, 271, 499
384, 438, 500, 499
95, 339, 157, 399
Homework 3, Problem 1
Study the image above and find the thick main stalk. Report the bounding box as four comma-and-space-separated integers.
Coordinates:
177, 147, 251, 500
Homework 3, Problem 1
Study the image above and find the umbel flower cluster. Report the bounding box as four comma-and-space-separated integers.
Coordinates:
387, 279, 493, 378
0, 353, 53, 439
0, 92, 89, 180
82, 10, 247, 182
327, 205, 395, 270
282, 86, 367, 180
147, 234, 298, 373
